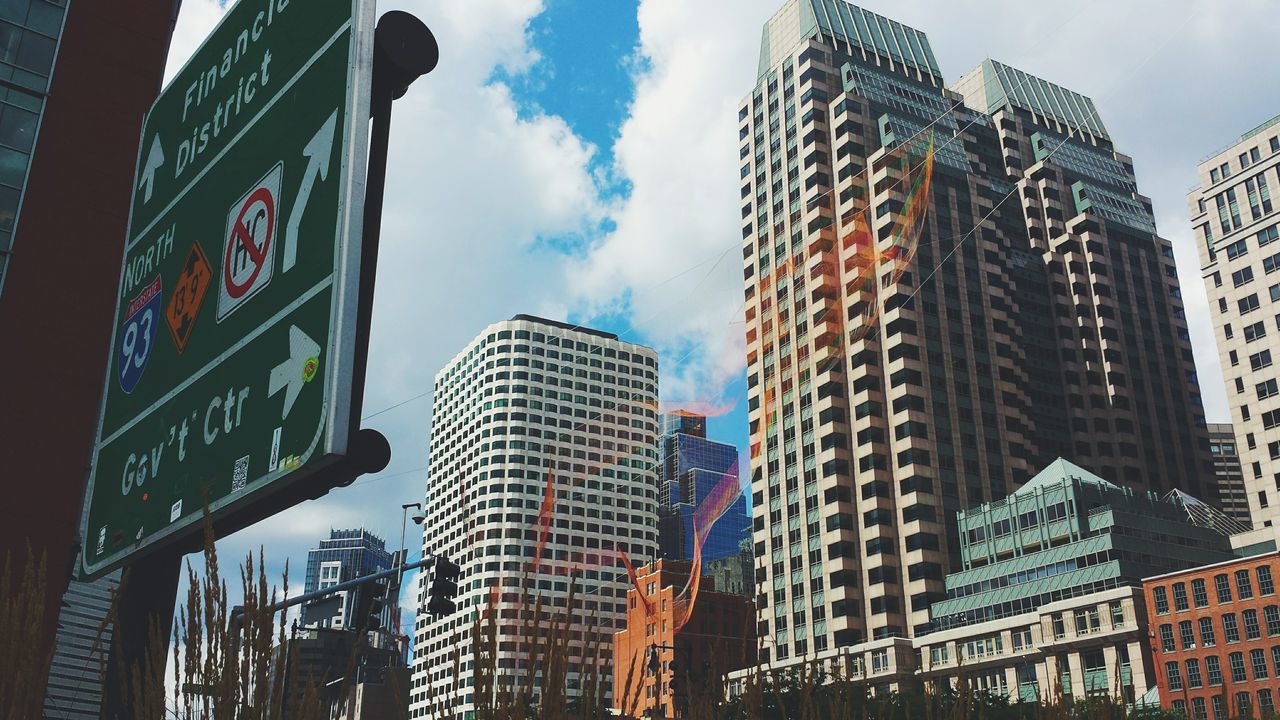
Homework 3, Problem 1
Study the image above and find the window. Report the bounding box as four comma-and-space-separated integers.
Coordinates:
1245, 609, 1262, 640
1238, 569, 1255, 599
1180, 619, 1197, 649
1201, 616, 1218, 646
1230, 651, 1247, 682
1236, 692, 1253, 718
1260, 689, 1275, 714
1165, 661, 1183, 691
1250, 349, 1272, 370
1153, 586, 1170, 614
1262, 224, 1280, 247
1258, 379, 1279, 400
1186, 658, 1203, 688
1245, 321, 1268, 342
1242, 294, 1263, 314
1268, 606, 1280, 636
1252, 648, 1270, 679
1225, 613, 1241, 643
1193, 697, 1208, 720
1160, 623, 1175, 653
1173, 582, 1190, 611
871, 648, 888, 672
1217, 574, 1233, 603
1273, 646, 1280, 676
1193, 579, 1209, 607
1260, 565, 1276, 595
1207, 655, 1224, 686
1233, 267, 1256, 286
1226, 238, 1250, 260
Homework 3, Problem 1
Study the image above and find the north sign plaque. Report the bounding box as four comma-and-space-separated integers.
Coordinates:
80, 0, 376, 578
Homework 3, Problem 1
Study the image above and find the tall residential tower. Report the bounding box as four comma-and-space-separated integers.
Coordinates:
740, 0, 1210, 671
409, 316, 660, 719
1191, 115, 1280, 539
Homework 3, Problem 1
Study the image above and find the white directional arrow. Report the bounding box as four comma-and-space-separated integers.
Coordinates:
138, 134, 165, 204
268, 325, 322, 420
283, 110, 338, 273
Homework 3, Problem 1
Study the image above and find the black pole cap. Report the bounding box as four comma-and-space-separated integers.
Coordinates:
374, 11, 439, 100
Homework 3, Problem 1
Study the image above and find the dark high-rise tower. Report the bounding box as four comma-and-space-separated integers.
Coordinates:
740, 0, 1210, 672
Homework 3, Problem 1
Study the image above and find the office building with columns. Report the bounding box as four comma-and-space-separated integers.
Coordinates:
408, 315, 661, 718
739, 0, 1211, 675
1191, 114, 1280, 541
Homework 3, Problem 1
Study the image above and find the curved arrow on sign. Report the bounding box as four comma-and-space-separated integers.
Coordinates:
283, 110, 338, 273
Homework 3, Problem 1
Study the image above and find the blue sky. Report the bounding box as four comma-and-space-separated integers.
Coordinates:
487, 0, 754, 469
499, 0, 639, 174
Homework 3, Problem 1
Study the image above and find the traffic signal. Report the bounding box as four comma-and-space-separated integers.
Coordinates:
647, 645, 660, 675
356, 576, 389, 632
427, 555, 461, 617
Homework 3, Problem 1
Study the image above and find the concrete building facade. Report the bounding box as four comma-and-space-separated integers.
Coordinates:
1192, 115, 1280, 537
919, 586, 1151, 704
613, 560, 756, 718
409, 316, 661, 719
1144, 552, 1280, 718
739, 0, 1210, 675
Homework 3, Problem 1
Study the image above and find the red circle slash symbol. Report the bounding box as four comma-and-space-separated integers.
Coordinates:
223, 187, 276, 299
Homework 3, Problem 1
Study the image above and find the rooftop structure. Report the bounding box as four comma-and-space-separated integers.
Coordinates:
930, 459, 1238, 632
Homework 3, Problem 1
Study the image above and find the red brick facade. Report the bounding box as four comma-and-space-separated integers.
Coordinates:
613, 560, 756, 718
1144, 552, 1280, 718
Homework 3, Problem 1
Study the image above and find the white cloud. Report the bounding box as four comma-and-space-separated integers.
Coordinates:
162, 0, 227, 87
564, 0, 779, 402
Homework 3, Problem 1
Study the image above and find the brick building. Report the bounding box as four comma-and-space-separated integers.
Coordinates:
1144, 551, 1280, 717
613, 560, 756, 718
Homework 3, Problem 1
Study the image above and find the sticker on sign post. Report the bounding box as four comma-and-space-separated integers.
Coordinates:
218, 163, 282, 322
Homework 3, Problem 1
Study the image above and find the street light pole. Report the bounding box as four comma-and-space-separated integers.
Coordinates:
399, 502, 425, 582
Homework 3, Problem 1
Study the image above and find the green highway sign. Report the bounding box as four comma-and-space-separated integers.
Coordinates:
79, 0, 376, 578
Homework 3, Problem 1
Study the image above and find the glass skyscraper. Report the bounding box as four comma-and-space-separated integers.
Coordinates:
657, 413, 751, 565
300, 528, 394, 631
0, 0, 68, 296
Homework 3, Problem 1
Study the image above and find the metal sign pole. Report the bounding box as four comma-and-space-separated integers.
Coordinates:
100, 549, 182, 720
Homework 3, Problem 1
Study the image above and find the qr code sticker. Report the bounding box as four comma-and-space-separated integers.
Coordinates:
232, 455, 249, 492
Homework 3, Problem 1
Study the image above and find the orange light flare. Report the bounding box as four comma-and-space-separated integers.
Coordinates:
659, 399, 738, 418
